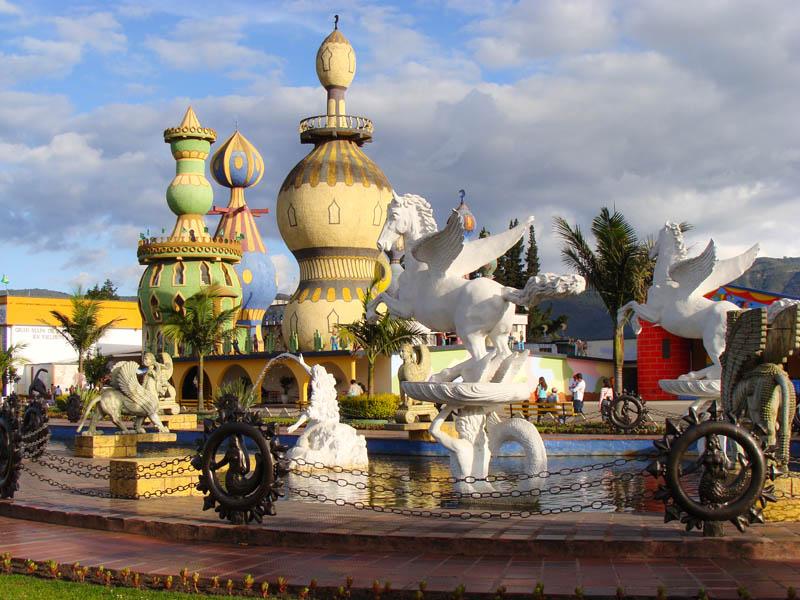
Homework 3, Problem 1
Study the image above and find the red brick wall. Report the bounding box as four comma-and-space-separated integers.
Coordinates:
637, 321, 692, 401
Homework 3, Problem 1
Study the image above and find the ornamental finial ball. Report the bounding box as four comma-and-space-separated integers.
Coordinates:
316, 22, 356, 90
211, 130, 264, 189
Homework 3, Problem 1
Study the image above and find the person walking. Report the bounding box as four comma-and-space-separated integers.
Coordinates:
569, 373, 586, 420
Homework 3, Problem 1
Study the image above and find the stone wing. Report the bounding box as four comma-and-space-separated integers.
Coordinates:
411, 209, 466, 275
764, 302, 800, 365
447, 216, 534, 278
110, 361, 151, 411
159, 352, 174, 380
669, 241, 758, 298
721, 308, 766, 408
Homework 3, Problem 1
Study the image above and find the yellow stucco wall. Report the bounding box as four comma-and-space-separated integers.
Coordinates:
171, 352, 365, 407
1, 295, 142, 329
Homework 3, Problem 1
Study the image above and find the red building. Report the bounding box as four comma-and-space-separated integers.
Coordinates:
636, 285, 799, 401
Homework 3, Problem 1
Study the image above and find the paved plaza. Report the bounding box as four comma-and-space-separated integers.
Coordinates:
2, 446, 800, 598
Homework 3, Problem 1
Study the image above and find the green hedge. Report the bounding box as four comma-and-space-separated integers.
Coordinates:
338, 394, 400, 420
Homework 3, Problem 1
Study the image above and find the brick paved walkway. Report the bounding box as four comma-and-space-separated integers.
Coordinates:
1, 516, 799, 599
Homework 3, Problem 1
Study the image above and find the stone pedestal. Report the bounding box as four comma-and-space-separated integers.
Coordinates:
385, 422, 457, 442
395, 402, 438, 424
159, 413, 198, 431
109, 455, 205, 499
74, 433, 177, 458
159, 402, 181, 415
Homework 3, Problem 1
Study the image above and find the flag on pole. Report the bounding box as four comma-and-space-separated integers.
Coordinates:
1, 275, 8, 285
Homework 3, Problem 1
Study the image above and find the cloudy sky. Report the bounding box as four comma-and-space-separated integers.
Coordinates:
1, 0, 798, 296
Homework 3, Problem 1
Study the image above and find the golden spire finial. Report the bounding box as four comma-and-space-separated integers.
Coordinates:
179, 105, 202, 129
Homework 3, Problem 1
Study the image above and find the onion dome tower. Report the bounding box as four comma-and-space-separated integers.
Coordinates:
276, 19, 393, 351
137, 106, 243, 355
209, 130, 278, 350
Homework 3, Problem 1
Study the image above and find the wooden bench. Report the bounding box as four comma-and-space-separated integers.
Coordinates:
504, 400, 578, 422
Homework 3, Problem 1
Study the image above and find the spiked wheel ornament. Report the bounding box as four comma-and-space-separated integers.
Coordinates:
648, 401, 777, 533
0, 395, 22, 499
21, 397, 49, 459
192, 396, 289, 524
606, 392, 648, 432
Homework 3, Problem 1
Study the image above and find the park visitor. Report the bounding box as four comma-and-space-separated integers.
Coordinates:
569, 373, 586, 415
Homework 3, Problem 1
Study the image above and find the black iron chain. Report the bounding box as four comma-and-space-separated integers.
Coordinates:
21, 465, 197, 499
289, 466, 650, 500
289, 455, 655, 484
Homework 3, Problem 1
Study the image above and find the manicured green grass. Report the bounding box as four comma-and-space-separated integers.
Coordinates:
0, 574, 225, 599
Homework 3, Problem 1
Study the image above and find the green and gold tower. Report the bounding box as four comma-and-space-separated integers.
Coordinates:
277, 22, 392, 351
137, 106, 243, 354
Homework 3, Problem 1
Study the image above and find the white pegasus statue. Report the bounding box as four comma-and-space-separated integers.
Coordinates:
368, 193, 585, 364
619, 222, 759, 381
284, 354, 368, 469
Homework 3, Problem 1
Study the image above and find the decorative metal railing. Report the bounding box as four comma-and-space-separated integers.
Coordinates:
298, 114, 374, 134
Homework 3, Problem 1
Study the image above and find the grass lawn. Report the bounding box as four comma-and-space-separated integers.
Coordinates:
0, 574, 241, 599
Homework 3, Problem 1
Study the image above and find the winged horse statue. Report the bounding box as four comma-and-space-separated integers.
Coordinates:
619, 222, 759, 381
366, 192, 585, 366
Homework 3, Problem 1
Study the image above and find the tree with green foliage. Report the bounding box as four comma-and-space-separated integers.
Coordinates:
83, 351, 111, 388
338, 281, 425, 398
555, 208, 653, 393
525, 224, 541, 279
0, 342, 27, 395
526, 305, 569, 342
86, 279, 120, 300
160, 285, 240, 412
48, 291, 120, 388
495, 219, 525, 290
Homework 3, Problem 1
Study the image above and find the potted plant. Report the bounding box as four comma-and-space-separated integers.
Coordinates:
279, 377, 294, 403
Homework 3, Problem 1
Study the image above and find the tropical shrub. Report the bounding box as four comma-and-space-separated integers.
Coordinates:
338, 394, 400, 420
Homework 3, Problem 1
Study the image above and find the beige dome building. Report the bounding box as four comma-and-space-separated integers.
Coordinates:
277, 22, 392, 351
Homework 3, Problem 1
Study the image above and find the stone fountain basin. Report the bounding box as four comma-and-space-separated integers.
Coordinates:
401, 381, 530, 407
658, 378, 720, 399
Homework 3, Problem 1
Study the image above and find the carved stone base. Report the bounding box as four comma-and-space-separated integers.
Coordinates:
158, 402, 181, 416
74, 433, 177, 458
158, 413, 197, 431
395, 402, 438, 424
109, 455, 211, 499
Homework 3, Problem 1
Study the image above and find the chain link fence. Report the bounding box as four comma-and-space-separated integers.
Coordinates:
12, 413, 800, 522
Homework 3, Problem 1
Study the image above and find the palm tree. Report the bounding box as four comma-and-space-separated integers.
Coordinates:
554, 208, 653, 394
48, 291, 120, 388
0, 342, 27, 396
160, 286, 240, 412
338, 281, 426, 397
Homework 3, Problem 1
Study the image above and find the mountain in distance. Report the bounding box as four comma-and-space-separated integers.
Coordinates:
729, 256, 800, 298
539, 256, 800, 341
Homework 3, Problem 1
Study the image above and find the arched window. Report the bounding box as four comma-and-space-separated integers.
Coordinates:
174, 294, 185, 314
174, 262, 185, 285
200, 262, 211, 285
150, 264, 163, 287
150, 295, 161, 321
223, 264, 233, 286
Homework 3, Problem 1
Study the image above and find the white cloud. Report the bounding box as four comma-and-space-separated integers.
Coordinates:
53, 12, 126, 54
3, 1, 800, 297
0, 0, 21, 15
271, 253, 298, 294
471, 0, 618, 67
145, 16, 280, 74
0, 11, 126, 86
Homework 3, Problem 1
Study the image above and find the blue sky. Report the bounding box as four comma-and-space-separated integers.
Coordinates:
1, 0, 799, 295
